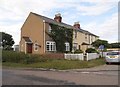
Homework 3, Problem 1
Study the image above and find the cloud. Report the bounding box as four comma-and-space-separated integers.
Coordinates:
99, 13, 118, 43
75, 1, 118, 16
0, 23, 22, 45
82, 13, 118, 43
0, 0, 118, 44
0, 0, 65, 45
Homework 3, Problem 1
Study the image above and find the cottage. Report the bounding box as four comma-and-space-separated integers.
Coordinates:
19, 12, 99, 54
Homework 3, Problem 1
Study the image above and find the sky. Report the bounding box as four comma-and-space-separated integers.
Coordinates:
0, 0, 119, 45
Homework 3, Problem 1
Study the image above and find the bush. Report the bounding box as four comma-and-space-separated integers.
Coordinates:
74, 49, 83, 54
2, 51, 61, 64
2, 51, 41, 64
86, 48, 98, 53
2, 51, 24, 63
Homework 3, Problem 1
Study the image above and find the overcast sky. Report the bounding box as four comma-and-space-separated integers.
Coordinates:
0, 0, 119, 45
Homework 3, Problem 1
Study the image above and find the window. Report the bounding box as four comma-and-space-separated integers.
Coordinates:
91, 36, 93, 43
34, 43, 38, 51
48, 25, 52, 32
65, 31, 68, 37
65, 42, 70, 51
46, 41, 56, 51
75, 30, 77, 38
85, 33, 87, 40
73, 43, 78, 51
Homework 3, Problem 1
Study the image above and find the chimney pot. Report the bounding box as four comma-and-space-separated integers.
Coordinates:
55, 13, 61, 17
74, 21, 80, 29
54, 13, 62, 23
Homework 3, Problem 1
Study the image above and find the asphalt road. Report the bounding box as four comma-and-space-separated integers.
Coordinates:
2, 64, 119, 85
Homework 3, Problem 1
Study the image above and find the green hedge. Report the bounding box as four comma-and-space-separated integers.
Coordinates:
85, 48, 98, 53
2, 51, 52, 64
74, 49, 83, 54
2, 51, 64, 64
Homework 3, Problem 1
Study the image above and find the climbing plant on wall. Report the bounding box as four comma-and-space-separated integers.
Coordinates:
47, 23, 73, 53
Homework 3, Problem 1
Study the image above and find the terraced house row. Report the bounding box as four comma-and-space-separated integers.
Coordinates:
19, 12, 99, 54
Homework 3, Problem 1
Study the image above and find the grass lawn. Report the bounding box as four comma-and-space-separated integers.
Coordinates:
3, 58, 105, 70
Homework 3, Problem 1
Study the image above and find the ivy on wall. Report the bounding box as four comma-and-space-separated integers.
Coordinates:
48, 23, 73, 53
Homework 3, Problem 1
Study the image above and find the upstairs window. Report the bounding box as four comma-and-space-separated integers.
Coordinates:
48, 25, 52, 33
65, 42, 70, 51
46, 41, 56, 51
75, 30, 77, 38
85, 33, 87, 40
65, 31, 68, 37
91, 36, 93, 43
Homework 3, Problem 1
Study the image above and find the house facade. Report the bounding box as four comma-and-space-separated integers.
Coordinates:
19, 12, 98, 54
73, 22, 99, 53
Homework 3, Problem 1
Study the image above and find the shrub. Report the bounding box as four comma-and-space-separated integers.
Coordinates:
2, 51, 59, 64
86, 48, 98, 53
2, 51, 27, 63
74, 49, 83, 54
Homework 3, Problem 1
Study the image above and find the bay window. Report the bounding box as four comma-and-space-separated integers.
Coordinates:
46, 41, 56, 51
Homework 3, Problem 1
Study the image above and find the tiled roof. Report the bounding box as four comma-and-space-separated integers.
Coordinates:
31, 12, 99, 37
31, 12, 74, 29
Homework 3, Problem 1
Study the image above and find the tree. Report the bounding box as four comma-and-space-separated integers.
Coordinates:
0, 32, 14, 50
86, 48, 98, 53
92, 39, 109, 49
109, 42, 120, 48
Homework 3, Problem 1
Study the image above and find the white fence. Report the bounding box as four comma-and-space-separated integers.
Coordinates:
64, 53, 101, 61
86, 53, 99, 61
64, 53, 84, 60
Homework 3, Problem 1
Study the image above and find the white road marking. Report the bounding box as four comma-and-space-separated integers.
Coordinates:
80, 72, 90, 74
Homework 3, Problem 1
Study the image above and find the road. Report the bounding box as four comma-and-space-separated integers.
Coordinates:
2, 64, 119, 85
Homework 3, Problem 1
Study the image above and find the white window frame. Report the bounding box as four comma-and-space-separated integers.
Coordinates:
65, 42, 70, 51
85, 33, 88, 41
48, 25, 52, 33
75, 30, 77, 38
73, 43, 78, 51
34, 43, 38, 51
46, 41, 56, 51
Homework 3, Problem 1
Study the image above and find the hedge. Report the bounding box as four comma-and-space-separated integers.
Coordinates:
2, 51, 46, 64
2, 51, 52, 64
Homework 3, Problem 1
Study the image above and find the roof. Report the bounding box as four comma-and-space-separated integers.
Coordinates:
31, 12, 99, 37
22, 36, 32, 43
82, 42, 90, 45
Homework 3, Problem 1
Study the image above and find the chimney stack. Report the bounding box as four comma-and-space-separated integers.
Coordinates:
73, 22, 80, 29
54, 13, 62, 23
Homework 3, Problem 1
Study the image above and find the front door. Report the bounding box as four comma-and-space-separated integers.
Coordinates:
27, 44, 32, 53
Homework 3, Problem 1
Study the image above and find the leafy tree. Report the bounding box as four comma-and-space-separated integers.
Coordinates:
0, 32, 14, 50
109, 42, 120, 48
92, 39, 109, 49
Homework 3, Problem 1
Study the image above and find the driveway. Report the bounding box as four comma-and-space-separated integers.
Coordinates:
2, 64, 119, 86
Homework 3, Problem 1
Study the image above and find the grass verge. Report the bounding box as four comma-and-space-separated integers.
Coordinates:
3, 58, 105, 70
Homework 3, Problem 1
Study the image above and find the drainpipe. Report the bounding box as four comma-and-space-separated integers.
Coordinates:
43, 20, 45, 53
25, 42, 26, 54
